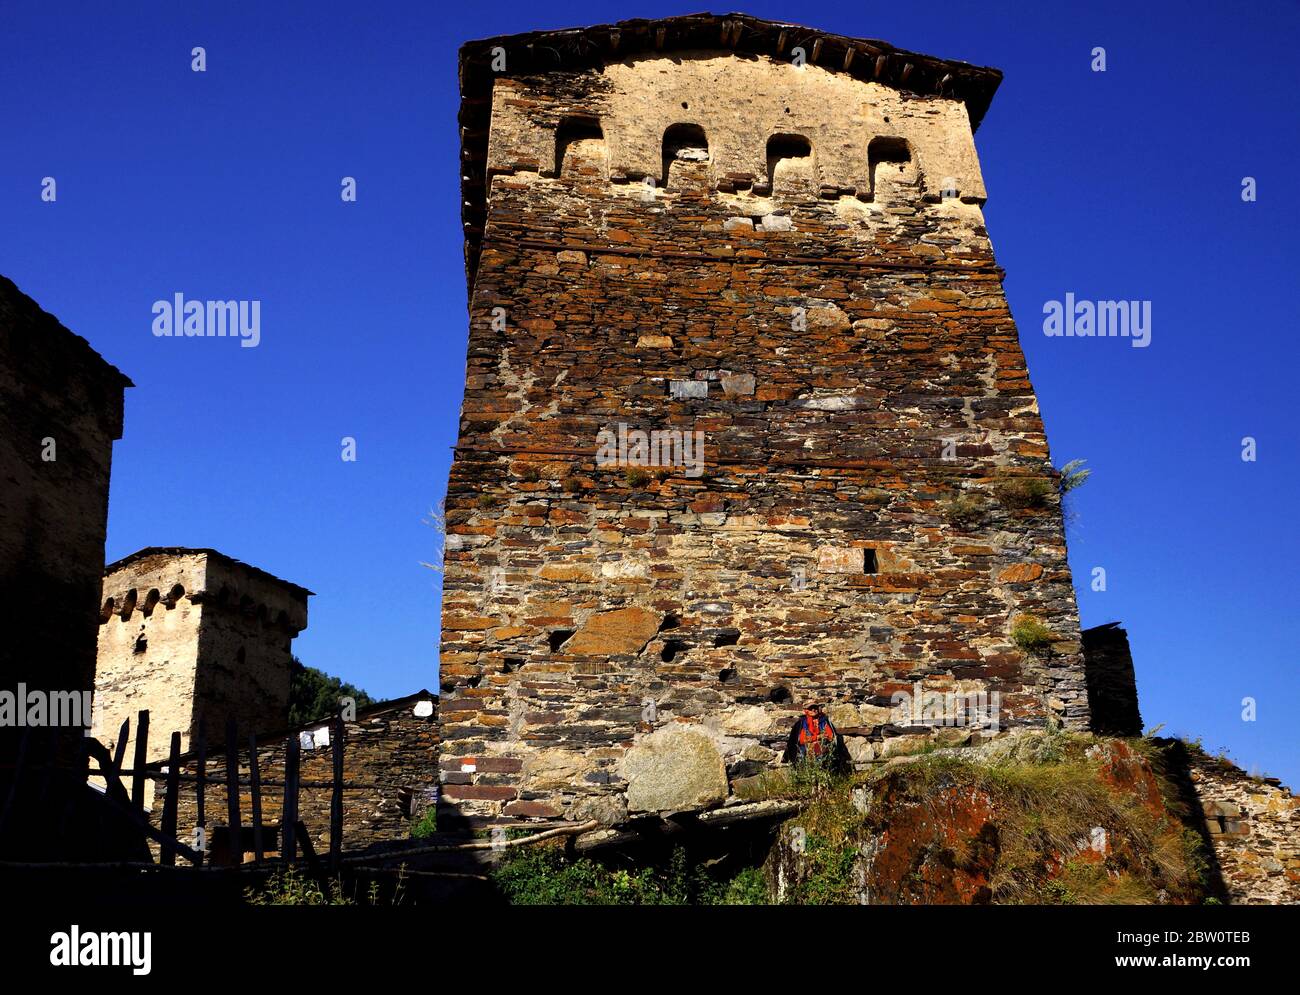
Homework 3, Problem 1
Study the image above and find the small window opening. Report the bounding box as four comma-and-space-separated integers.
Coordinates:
713, 630, 740, 648
554, 117, 604, 176
119, 588, 137, 621
765, 134, 812, 192
863, 550, 879, 574
661, 123, 709, 187
718, 668, 739, 684
868, 136, 911, 199
133, 632, 148, 655
141, 588, 160, 617
548, 630, 574, 652
768, 686, 793, 704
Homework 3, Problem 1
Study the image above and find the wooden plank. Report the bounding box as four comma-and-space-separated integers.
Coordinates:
281, 734, 299, 865
130, 710, 149, 809
194, 725, 206, 867
224, 719, 241, 865
194, 725, 206, 825
248, 734, 264, 865
159, 732, 180, 867
112, 718, 130, 771
329, 714, 344, 870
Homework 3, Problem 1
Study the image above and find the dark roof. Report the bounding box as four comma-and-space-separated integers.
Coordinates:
104, 546, 315, 598
155, 689, 438, 765
0, 274, 134, 388
456, 12, 1004, 293
1081, 621, 1128, 640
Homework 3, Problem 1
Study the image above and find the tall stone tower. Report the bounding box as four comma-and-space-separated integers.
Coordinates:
0, 276, 130, 857
439, 14, 1089, 829
93, 548, 311, 764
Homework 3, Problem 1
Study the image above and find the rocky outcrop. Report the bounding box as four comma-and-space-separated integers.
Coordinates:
767, 733, 1212, 905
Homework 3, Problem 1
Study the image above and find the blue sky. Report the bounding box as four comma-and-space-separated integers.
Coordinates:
2, 1, 1295, 786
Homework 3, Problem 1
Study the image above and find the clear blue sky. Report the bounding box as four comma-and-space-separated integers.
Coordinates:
3, 1, 1296, 786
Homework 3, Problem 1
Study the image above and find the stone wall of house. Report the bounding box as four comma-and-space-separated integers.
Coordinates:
157, 694, 439, 859
0, 275, 130, 857
437, 31, 1089, 829
1182, 747, 1300, 904
93, 548, 310, 769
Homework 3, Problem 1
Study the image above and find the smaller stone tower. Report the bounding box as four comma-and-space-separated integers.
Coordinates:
93, 548, 311, 763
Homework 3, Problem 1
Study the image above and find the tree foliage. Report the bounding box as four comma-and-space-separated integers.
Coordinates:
287, 656, 375, 726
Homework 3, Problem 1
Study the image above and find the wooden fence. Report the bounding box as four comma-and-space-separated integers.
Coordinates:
0, 708, 349, 875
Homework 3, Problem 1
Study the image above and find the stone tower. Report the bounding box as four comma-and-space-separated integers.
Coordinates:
93, 548, 311, 763
0, 275, 130, 857
439, 14, 1089, 828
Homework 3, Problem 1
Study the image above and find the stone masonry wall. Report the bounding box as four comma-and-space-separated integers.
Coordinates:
438, 45, 1089, 830
1182, 747, 1300, 904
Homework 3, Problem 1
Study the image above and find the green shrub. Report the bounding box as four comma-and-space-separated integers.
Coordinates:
719, 866, 771, 905
410, 805, 437, 839
491, 844, 757, 906
245, 866, 353, 906
1011, 614, 1054, 651
1057, 458, 1091, 494
942, 493, 986, 528
994, 476, 1052, 510
624, 467, 651, 488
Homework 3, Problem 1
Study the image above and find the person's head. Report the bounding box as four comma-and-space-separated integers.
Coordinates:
803, 701, 822, 720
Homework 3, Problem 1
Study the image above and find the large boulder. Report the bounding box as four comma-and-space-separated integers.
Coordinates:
620, 725, 728, 814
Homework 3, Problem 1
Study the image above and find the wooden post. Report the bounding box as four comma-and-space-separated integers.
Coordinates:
112, 718, 130, 771
224, 719, 242, 866
281, 734, 300, 865
131, 710, 150, 809
194, 724, 206, 867
329, 713, 344, 870
160, 732, 180, 866
248, 734, 264, 865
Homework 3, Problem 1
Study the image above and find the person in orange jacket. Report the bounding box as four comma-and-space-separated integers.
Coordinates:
783, 700, 849, 773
